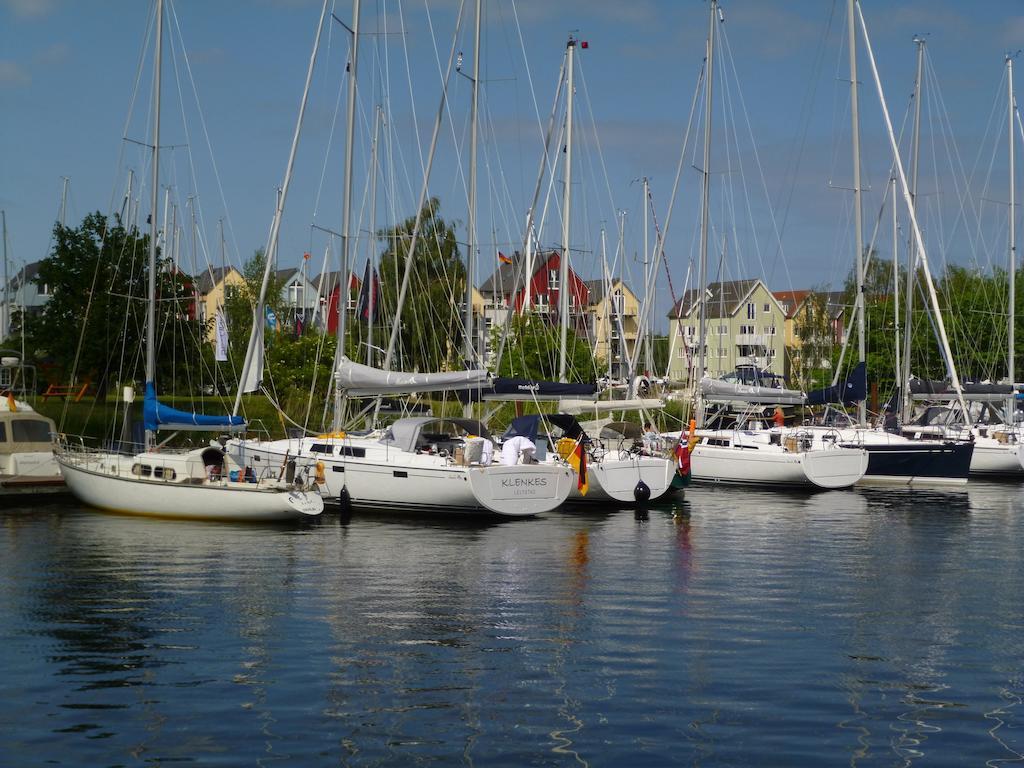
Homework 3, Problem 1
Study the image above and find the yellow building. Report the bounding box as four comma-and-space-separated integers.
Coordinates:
667, 279, 787, 384
583, 279, 639, 379
197, 266, 244, 340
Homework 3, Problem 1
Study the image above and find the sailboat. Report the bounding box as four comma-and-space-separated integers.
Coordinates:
890, 52, 1024, 478
665, 0, 867, 491
55, 0, 323, 521
226, 1, 574, 518
794, 12, 974, 487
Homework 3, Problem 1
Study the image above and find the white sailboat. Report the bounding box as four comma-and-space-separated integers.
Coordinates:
56, 0, 323, 521
666, 0, 867, 491
229, 358, 574, 517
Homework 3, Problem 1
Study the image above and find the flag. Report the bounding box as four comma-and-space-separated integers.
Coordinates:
214, 310, 229, 362
567, 439, 588, 495
498, 251, 512, 265
294, 311, 304, 338
265, 305, 278, 333
674, 441, 691, 478
355, 258, 380, 322
5, 391, 15, 413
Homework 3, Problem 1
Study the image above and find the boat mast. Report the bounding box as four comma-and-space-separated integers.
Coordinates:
333, 0, 361, 431
558, 35, 576, 383
855, 0, 968, 419
367, 104, 382, 367
1, 210, 7, 343
233, 0, 330, 416
901, 36, 925, 423
847, 0, 867, 425
144, 0, 164, 450
696, 0, 717, 426
892, 176, 901, 398
463, 0, 482, 369
1009, 54, 1016, 384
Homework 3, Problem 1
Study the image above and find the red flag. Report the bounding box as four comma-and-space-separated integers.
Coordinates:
674, 442, 691, 477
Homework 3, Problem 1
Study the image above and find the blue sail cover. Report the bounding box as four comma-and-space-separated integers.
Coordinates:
143, 382, 246, 432
806, 362, 867, 406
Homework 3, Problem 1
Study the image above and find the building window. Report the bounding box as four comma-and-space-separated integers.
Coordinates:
763, 303, 770, 313
747, 303, 755, 319
739, 324, 754, 335
40, 284, 50, 296
548, 271, 559, 291
678, 346, 686, 359
768, 349, 776, 358
718, 348, 727, 357
612, 290, 624, 316
764, 325, 776, 335
718, 324, 727, 335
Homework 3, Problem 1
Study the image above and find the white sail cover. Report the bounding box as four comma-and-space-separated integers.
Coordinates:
699, 376, 806, 405
558, 398, 665, 415
335, 356, 490, 396
241, 321, 264, 394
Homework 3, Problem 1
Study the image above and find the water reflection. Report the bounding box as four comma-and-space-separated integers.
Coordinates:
4, 488, 1024, 765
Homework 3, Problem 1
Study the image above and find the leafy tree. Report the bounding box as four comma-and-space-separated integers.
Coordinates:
25, 212, 206, 400
377, 198, 465, 372
793, 289, 834, 390
493, 314, 597, 382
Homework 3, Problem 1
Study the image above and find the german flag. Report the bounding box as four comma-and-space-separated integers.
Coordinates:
498, 251, 512, 264
567, 439, 588, 495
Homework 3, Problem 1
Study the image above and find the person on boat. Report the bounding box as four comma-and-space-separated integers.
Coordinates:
773, 405, 785, 428
642, 422, 662, 454
501, 435, 536, 466
883, 404, 899, 433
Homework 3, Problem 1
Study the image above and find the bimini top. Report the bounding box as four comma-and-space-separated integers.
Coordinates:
336, 356, 491, 396
502, 414, 585, 443
380, 417, 492, 454
143, 382, 246, 433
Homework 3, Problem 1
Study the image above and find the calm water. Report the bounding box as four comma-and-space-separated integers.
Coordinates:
2, 485, 1024, 766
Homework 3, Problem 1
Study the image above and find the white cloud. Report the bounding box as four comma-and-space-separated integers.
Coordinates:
0, 60, 30, 87
2, 0, 56, 18
34, 42, 69, 67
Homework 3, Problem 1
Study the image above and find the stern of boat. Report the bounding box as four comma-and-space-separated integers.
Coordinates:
467, 463, 573, 516
801, 447, 868, 489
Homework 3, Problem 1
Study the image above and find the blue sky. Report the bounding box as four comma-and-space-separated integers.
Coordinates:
3, 0, 1024, 331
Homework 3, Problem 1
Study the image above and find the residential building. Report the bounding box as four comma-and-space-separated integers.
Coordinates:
276, 267, 320, 320
196, 266, 245, 339
582, 278, 639, 380
772, 289, 847, 381
313, 271, 362, 334
478, 250, 590, 329
0, 261, 50, 339
667, 279, 787, 384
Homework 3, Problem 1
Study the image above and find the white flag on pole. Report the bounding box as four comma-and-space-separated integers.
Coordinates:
215, 310, 229, 362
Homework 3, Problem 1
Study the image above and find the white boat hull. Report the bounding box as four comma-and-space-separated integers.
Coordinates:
568, 456, 676, 503
690, 443, 867, 490
968, 440, 1024, 476
57, 455, 323, 521
231, 439, 573, 518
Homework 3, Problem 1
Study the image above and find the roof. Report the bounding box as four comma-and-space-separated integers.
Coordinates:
274, 268, 298, 284
312, 270, 360, 297
582, 278, 634, 306
776, 289, 847, 321
479, 250, 555, 297
670, 279, 762, 319
5, 261, 42, 289
196, 266, 240, 295
772, 290, 812, 320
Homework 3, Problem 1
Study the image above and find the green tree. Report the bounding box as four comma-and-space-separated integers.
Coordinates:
493, 314, 597, 382
25, 212, 206, 400
377, 198, 465, 372
793, 289, 834, 390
